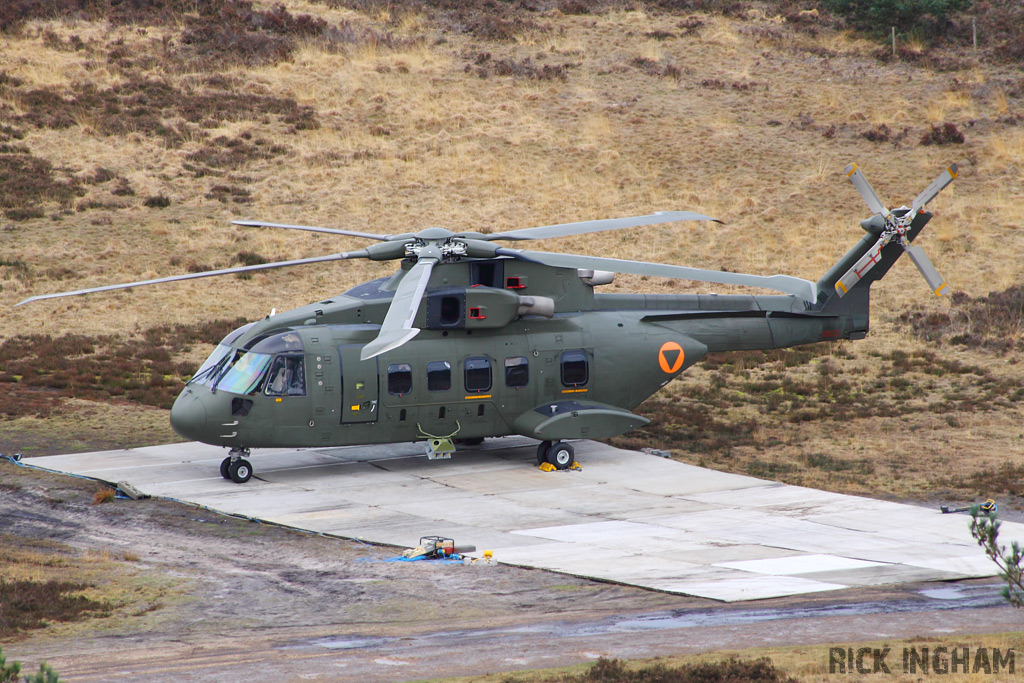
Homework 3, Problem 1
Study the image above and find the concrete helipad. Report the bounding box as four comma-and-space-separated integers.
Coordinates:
24, 439, 1020, 602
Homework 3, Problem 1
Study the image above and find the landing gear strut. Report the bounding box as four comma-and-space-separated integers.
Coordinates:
221, 447, 252, 484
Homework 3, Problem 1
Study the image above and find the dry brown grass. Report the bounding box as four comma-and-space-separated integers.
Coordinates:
1, 3, 1022, 498
443, 632, 1024, 682
92, 486, 116, 505
610, 334, 1024, 503
3, 7, 1015, 332
0, 533, 182, 640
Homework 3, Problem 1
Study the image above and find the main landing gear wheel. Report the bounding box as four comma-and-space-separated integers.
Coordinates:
228, 458, 253, 484
219, 457, 232, 480
537, 440, 552, 466
546, 441, 575, 470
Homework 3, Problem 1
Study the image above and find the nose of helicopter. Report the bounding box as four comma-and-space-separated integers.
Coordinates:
170, 389, 208, 441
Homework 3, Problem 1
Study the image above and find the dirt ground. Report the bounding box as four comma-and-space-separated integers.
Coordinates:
2, 458, 1022, 682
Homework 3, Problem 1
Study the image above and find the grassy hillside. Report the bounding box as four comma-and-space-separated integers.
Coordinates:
1, 1, 1022, 502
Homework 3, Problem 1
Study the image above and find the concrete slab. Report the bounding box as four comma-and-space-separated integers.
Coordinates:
664, 575, 850, 602
23, 438, 1024, 603
796, 564, 962, 587
714, 554, 889, 576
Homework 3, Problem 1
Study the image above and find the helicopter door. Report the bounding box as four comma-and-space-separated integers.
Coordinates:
338, 344, 379, 424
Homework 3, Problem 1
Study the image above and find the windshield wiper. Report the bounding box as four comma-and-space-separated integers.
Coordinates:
188, 357, 224, 386
209, 352, 237, 394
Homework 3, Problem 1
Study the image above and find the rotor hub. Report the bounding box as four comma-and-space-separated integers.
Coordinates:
406, 237, 467, 262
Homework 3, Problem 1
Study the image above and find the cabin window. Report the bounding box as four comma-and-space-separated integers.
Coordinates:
464, 356, 492, 393
426, 361, 451, 392
504, 356, 529, 388
560, 349, 589, 387
264, 354, 306, 396
387, 363, 413, 396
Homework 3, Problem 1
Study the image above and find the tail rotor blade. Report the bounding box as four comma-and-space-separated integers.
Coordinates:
845, 163, 890, 218
911, 163, 959, 215
834, 236, 887, 297
903, 244, 947, 296
360, 255, 437, 360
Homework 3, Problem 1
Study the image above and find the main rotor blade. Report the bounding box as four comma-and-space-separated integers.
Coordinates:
360, 256, 437, 360
834, 236, 886, 297
479, 211, 720, 242
232, 219, 392, 242
845, 163, 889, 218
911, 163, 958, 215
903, 244, 947, 296
497, 248, 817, 302
15, 251, 368, 307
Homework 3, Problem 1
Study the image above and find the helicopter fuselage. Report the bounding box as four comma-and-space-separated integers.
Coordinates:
169, 255, 860, 452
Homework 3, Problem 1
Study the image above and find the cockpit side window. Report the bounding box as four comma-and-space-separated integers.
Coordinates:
264, 354, 306, 397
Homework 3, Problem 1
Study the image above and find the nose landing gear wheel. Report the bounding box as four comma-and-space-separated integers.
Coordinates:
228, 458, 253, 483
546, 441, 575, 470
219, 457, 232, 480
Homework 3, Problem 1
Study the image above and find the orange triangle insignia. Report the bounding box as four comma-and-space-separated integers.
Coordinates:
658, 341, 685, 373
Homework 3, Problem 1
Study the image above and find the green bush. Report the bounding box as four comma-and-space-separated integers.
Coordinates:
0, 646, 59, 683
971, 507, 1024, 607
823, 0, 972, 36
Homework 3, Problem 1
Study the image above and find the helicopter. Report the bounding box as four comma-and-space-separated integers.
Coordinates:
17, 162, 957, 483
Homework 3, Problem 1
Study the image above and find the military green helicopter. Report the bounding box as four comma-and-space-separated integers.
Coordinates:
18, 163, 956, 483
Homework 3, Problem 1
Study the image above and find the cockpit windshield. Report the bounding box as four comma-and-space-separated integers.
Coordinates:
216, 352, 272, 395
188, 343, 232, 386
186, 328, 302, 395
187, 322, 258, 387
